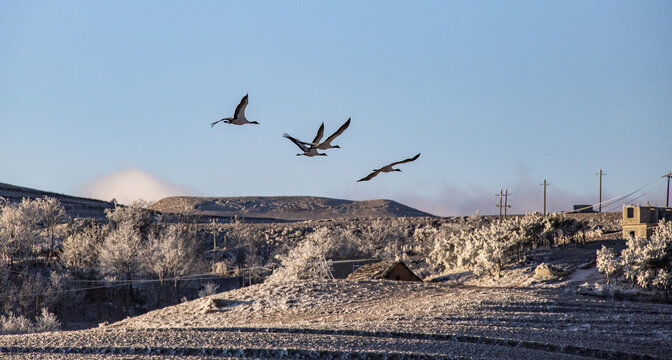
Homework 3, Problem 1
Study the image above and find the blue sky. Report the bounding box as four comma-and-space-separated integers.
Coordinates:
1, 1, 671, 216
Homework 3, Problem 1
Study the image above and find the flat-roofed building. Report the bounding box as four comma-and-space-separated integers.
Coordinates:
622, 204, 672, 238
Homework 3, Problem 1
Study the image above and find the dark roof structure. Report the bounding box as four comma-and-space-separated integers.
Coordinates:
346, 261, 422, 282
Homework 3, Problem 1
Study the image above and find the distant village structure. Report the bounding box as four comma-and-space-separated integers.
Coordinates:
622, 204, 672, 238
573, 204, 596, 213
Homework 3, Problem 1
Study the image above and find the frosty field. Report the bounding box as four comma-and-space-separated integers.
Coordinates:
1, 243, 670, 359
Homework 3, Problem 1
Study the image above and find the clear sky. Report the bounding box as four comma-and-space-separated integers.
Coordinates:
1, 1, 671, 216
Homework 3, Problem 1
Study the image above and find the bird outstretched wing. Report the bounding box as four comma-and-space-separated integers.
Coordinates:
283, 133, 309, 152
210, 117, 231, 127
233, 94, 249, 119
357, 169, 382, 182
388, 153, 421, 167
311, 123, 325, 146
318, 117, 350, 149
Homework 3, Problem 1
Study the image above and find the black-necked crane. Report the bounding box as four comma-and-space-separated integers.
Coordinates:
315, 117, 350, 150
283, 132, 327, 157
210, 94, 259, 127
357, 153, 421, 182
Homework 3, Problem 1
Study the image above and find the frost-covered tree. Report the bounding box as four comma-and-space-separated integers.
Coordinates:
0, 197, 68, 264
33, 197, 67, 263
266, 230, 334, 284
98, 221, 144, 282
145, 224, 196, 288
0, 199, 40, 262
428, 213, 585, 278
60, 221, 104, 271
98, 202, 154, 283
596, 245, 620, 284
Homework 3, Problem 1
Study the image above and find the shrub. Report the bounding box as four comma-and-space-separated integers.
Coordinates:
0, 312, 33, 335
145, 224, 196, 288
266, 230, 334, 284
35, 308, 61, 332
198, 282, 220, 297
428, 213, 586, 277
596, 245, 621, 284
613, 220, 672, 291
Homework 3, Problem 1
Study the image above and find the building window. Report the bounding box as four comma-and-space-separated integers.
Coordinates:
627, 208, 634, 218
629, 231, 635, 238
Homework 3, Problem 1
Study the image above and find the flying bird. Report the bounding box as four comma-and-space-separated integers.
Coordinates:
210, 94, 259, 127
315, 117, 350, 150
357, 153, 421, 182
283, 133, 327, 157
291, 118, 351, 150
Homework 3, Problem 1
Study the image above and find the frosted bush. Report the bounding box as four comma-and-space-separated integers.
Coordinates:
35, 308, 61, 332
599, 220, 672, 292
618, 220, 671, 289
0, 312, 33, 334
428, 214, 585, 277
0, 197, 67, 263
266, 230, 333, 284
596, 245, 621, 284
98, 221, 144, 280
145, 224, 196, 287
198, 282, 220, 297
61, 222, 103, 270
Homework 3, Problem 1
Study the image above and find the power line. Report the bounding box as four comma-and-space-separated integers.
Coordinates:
562, 176, 662, 214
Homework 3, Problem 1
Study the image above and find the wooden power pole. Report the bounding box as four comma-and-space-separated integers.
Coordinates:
663, 171, 672, 207
496, 189, 503, 220
503, 189, 511, 218
212, 219, 217, 251
596, 169, 606, 212
540, 179, 549, 215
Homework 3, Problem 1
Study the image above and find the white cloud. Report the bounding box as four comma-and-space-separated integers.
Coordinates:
80, 168, 193, 205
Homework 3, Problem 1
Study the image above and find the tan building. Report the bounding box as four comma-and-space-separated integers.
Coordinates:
622, 204, 672, 238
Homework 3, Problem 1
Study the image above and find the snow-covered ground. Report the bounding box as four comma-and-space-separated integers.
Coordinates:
1, 239, 669, 359
1, 279, 670, 358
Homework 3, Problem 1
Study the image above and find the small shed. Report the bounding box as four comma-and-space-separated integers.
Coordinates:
346, 261, 422, 282
329, 258, 379, 279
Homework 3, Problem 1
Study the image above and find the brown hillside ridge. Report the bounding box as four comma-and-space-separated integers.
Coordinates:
0, 182, 114, 218
347, 261, 422, 281
149, 196, 435, 221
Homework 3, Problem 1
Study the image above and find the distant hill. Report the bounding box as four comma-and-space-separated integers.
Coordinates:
0, 182, 434, 221
0, 182, 114, 218
149, 196, 435, 221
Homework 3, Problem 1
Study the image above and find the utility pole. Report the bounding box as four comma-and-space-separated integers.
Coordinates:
503, 189, 511, 218
663, 171, 672, 207
212, 219, 217, 251
540, 179, 550, 215
596, 169, 606, 212
495, 189, 503, 220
